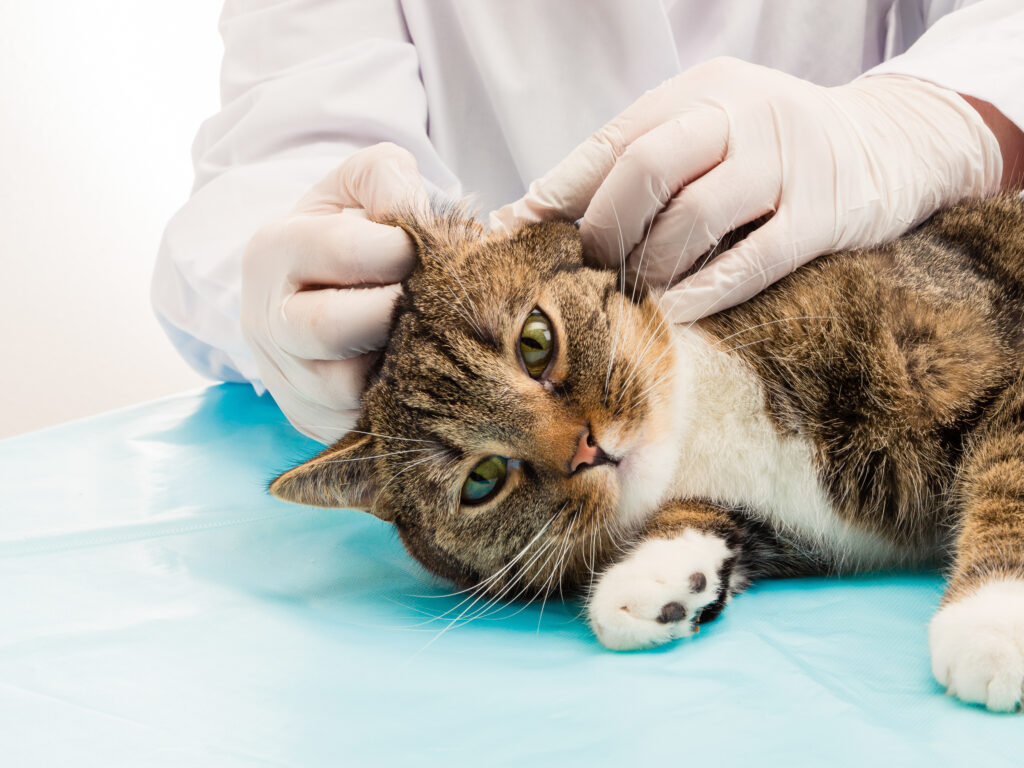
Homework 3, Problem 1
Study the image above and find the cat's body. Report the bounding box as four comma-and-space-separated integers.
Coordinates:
272, 194, 1024, 711
673, 198, 1024, 575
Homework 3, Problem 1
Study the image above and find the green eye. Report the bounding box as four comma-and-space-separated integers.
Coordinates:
520, 309, 553, 378
461, 455, 509, 505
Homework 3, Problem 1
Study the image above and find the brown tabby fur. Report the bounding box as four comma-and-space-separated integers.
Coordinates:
271, 194, 1024, 616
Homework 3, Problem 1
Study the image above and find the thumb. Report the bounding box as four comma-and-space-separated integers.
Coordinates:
299, 142, 431, 218
489, 126, 626, 233
659, 215, 811, 324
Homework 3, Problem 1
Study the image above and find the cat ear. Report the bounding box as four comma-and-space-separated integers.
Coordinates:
269, 428, 393, 522
383, 202, 483, 263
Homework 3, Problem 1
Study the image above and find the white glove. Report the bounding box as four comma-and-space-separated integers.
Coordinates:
242, 143, 429, 443
490, 57, 1002, 323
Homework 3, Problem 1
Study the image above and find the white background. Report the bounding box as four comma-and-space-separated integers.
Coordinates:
0, 2, 222, 438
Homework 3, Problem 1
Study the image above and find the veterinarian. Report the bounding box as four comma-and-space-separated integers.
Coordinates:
153, 0, 1024, 443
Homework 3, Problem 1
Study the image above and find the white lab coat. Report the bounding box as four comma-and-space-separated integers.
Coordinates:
152, 0, 1024, 387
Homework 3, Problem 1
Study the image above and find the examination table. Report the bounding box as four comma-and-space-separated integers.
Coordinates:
3, 384, 1023, 766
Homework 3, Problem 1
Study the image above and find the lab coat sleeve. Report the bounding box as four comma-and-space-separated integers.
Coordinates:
152, 0, 460, 386
865, 0, 1024, 137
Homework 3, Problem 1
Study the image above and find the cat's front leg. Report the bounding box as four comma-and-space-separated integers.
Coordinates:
587, 500, 742, 651
931, 400, 1024, 711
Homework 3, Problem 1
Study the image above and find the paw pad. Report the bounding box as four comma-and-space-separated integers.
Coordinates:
588, 531, 733, 651
657, 601, 687, 624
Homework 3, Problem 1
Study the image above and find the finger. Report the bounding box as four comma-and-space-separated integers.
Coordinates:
254, 354, 371, 442
581, 106, 729, 269
659, 213, 812, 324
488, 129, 625, 233
488, 60, 753, 234
625, 156, 779, 288
488, 82, 698, 234
276, 357, 374, 440
283, 405, 360, 445
305, 354, 380, 412
282, 208, 417, 287
275, 283, 403, 360
298, 142, 430, 217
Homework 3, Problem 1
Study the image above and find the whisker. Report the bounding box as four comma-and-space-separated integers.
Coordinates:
325, 428, 434, 444
465, 536, 561, 623
714, 316, 836, 347
603, 198, 629, 406
610, 192, 766, 412
454, 505, 573, 624
671, 237, 802, 335
536, 521, 575, 632
474, 508, 580, 624
667, 183, 758, 291
373, 452, 445, 506
315, 447, 432, 465
612, 309, 673, 407
418, 530, 562, 645
629, 213, 657, 308
402, 514, 559, 623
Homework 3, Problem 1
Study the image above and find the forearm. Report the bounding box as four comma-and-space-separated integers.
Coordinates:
961, 95, 1024, 190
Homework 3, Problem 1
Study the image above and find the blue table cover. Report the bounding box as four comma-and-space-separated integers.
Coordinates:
3, 384, 1022, 766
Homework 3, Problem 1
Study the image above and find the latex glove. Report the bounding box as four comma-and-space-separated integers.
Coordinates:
242, 143, 429, 443
490, 57, 1001, 323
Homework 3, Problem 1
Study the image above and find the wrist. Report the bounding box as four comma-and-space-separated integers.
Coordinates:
851, 74, 1002, 202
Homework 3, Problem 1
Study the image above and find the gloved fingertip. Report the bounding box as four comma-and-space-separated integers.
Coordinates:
486, 196, 553, 234
657, 284, 714, 324
487, 206, 516, 234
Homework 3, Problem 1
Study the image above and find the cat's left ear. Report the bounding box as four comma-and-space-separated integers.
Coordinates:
269, 427, 392, 522
382, 203, 483, 265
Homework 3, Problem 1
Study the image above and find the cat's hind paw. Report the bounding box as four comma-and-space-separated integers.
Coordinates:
587, 529, 733, 651
930, 579, 1024, 712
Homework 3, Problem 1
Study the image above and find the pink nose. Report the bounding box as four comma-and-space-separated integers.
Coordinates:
570, 429, 616, 474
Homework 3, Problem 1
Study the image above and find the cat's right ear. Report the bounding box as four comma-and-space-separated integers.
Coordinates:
269, 428, 391, 522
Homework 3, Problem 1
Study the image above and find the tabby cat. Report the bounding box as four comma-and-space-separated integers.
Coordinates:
270, 194, 1024, 711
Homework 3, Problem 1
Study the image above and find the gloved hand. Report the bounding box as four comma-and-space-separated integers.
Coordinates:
490, 57, 1002, 323
242, 143, 429, 443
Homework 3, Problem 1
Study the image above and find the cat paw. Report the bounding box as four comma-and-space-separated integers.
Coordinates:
587, 529, 733, 651
930, 579, 1024, 712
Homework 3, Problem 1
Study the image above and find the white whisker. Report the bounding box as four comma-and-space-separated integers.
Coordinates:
714, 316, 837, 347
316, 447, 432, 465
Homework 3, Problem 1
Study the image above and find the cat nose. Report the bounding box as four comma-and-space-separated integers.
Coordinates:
569, 428, 617, 474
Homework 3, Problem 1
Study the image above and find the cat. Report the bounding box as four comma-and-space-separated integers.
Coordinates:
269, 193, 1024, 711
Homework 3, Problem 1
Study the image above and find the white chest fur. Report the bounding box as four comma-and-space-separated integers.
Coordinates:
661, 328, 905, 571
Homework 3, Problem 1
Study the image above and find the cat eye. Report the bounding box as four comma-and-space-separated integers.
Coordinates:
519, 309, 554, 378
461, 455, 509, 505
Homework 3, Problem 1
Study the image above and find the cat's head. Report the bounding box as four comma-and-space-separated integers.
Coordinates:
270, 206, 683, 597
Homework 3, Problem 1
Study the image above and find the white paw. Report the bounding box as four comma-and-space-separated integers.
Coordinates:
587, 529, 732, 651
930, 579, 1024, 712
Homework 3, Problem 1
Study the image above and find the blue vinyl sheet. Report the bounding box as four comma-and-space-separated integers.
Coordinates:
2, 384, 1022, 766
